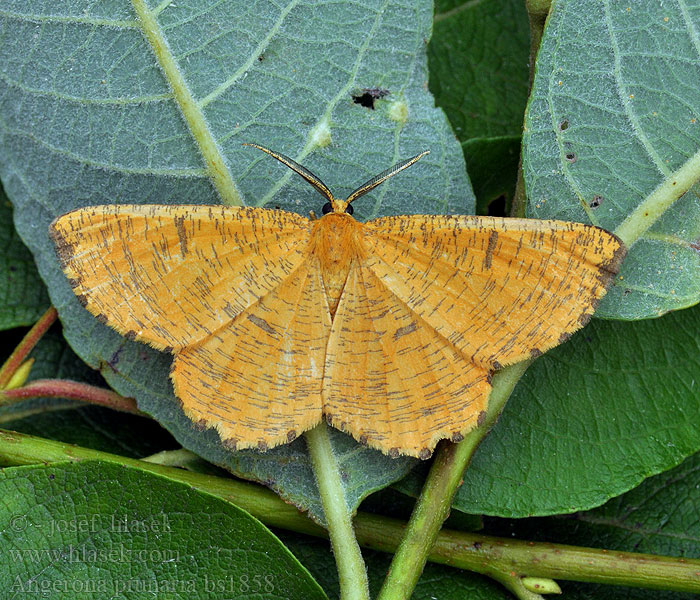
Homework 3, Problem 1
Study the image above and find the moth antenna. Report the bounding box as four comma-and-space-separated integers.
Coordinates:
346, 151, 429, 204
244, 143, 334, 203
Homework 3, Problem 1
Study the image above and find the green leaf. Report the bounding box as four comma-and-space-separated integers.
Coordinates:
0, 460, 327, 599
0, 189, 49, 329
430, 0, 530, 140
429, 0, 529, 212
0, 0, 463, 520
0, 329, 176, 457
523, 0, 700, 319
396, 303, 700, 517
490, 450, 700, 599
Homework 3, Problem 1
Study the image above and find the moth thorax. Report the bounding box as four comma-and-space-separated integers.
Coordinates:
311, 213, 363, 317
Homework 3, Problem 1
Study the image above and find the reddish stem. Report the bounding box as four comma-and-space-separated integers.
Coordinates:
1, 379, 144, 415
0, 307, 58, 388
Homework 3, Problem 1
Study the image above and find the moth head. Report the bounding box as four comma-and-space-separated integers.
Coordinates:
244, 143, 428, 216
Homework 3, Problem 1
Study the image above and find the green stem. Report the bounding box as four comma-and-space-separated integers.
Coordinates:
0, 307, 57, 388
304, 424, 370, 600
0, 428, 324, 538
511, 0, 550, 221
525, 0, 550, 65
0, 429, 698, 593
377, 361, 531, 600
510, 158, 528, 219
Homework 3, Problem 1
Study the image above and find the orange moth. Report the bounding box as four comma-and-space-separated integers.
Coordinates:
50, 146, 625, 459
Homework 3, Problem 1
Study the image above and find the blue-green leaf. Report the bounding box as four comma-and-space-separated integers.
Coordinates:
524, 0, 700, 318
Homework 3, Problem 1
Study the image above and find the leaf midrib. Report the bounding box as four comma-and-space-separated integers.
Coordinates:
130, 0, 243, 206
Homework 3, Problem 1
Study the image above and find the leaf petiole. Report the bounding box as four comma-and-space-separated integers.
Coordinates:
305, 423, 370, 600
376, 360, 531, 600
0, 306, 57, 388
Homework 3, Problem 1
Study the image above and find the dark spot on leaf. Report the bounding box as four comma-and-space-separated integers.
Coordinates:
590, 195, 602, 208
107, 347, 124, 371
565, 152, 576, 162
558, 119, 569, 131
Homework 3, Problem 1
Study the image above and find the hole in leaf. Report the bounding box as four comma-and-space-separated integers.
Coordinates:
352, 88, 390, 110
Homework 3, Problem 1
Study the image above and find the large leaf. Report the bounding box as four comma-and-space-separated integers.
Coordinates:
0, 0, 469, 516
429, 0, 529, 140
0, 188, 49, 329
489, 450, 700, 599
396, 303, 700, 517
524, 0, 700, 318
0, 460, 327, 599
429, 0, 529, 209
